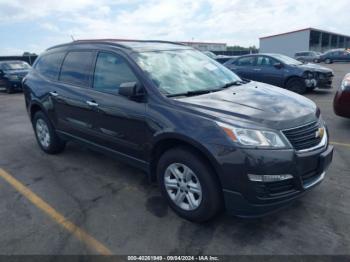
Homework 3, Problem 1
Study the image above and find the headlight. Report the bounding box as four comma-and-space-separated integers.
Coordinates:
341, 75, 350, 90
216, 122, 287, 148
8, 75, 19, 80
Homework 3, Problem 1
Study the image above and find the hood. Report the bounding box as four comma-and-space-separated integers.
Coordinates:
297, 63, 333, 73
176, 81, 319, 130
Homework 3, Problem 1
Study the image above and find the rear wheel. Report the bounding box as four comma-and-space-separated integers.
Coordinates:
157, 147, 223, 222
286, 77, 307, 94
33, 111, 66, 154
325, 58, 332, 64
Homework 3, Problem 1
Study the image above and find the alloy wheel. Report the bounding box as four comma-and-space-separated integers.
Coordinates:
35, 119, 51, 148
164, 163, 202, 211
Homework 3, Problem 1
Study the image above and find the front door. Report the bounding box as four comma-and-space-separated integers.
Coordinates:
254, 56, 284, 87
83, 51, 147, 161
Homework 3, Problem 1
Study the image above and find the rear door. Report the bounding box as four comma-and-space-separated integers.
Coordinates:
227, 56, 256, 80
80, 51, 147, 161
51, 50, 97, 141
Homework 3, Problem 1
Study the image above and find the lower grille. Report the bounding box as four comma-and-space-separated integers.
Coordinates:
254, 179, 296, 198
301, 169, 319, 185
282, 121, 322, 151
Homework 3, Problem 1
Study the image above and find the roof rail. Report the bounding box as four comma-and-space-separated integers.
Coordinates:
74, 39, 186, 46
46, 39, 187, 51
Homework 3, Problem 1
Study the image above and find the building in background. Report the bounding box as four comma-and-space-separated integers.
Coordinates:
180, 41, 227, 51
260, 28, 350, 57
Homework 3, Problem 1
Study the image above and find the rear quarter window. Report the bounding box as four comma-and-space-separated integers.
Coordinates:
35, 52, 65, 80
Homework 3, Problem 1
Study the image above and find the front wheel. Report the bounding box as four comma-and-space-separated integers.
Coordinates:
33, 111, 66, 154
6, 86, 13, 94
157, 147, 223, 222
286, 78, 307, 94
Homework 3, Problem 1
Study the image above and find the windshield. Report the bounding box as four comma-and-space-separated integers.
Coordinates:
134, 49, 241, 96
0, 61, 31, 70
272, 54, 303, 65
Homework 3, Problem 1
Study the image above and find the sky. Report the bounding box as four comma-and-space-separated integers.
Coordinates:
0, 0, 349, 55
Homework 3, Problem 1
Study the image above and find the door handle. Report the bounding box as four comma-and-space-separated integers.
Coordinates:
86, 100, 99, 107
253, 68, 262, 71
49, 91, 58, 97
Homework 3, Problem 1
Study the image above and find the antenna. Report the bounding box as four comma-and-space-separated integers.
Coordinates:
70, 35, 75, 41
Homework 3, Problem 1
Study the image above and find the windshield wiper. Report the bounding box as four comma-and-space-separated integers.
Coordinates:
167, 89, 219, 97
220, 80, 244, 89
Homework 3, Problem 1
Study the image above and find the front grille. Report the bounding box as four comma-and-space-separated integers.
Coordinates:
254, 179, 296, 198
282, 121, 322, 151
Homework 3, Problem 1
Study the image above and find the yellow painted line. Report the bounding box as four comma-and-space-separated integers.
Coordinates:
330, 141, 350, 148
0, 168, 112, 255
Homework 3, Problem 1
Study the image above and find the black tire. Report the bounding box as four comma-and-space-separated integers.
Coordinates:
325, 58, 332, 64
307, 86, 316, 92
285, 77, 307, 94
6, 86, 13, 94
32, 111, 66, 154
157, 147, 223, 222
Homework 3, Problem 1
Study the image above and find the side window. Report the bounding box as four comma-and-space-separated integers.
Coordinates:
35, 52, 65, 80
256, 56, 277, 67
236, 56, 255, 66
93, 52, 138, 92
59, 51, 95, 86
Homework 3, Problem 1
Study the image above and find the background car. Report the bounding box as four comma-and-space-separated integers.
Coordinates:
202, 51, 217, 60
320, 49, 350, 64
295, 51, 321, 63
334, 73, 350, 118
0, 60, 31, 93
215, 55, 238, 64
224, 53, 334, 94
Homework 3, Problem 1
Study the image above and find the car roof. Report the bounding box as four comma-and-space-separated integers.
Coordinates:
237, 53, 283, 57
47, 39, 192, 52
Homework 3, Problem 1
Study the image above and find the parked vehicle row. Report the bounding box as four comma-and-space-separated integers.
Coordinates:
294, 49, 350, 64
0, 60, 31, 93
224, 53, 334, 94
23, 40, 333, 222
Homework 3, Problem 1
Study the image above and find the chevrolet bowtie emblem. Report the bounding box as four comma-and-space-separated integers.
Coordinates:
315, 127, 325, 139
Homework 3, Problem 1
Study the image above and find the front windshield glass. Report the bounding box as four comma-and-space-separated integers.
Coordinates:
0, 61, 31, 70
134, 49, 241, 96
272, 54, 303, 65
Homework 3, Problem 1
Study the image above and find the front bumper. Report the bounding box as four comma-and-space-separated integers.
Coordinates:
6, 80, 23, 90
305, 74, 333, 89
219, 144, 333, 217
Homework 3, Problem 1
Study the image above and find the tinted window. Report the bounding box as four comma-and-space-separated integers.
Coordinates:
256, 56, 277, 67
59, 51, 95, 86
236, 56, 255, 66
93, 52, 138, 91
35, 52, 65, 80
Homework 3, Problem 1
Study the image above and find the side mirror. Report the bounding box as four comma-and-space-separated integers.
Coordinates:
119, 82, 145, 100
273, 62, 283, 69
0, 70, 4, 76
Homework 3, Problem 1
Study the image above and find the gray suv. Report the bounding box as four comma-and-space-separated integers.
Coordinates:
294, 51, 321, 63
